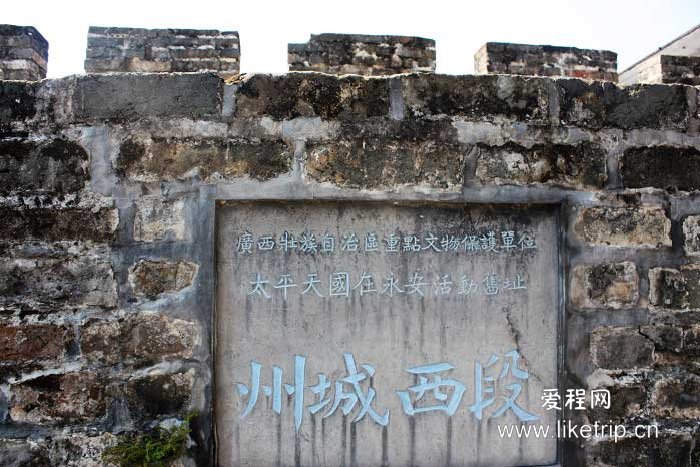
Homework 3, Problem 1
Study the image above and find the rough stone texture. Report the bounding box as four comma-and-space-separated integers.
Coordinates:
9, 372, 106, 424
649, 265, 700, 310
0, 25, 48, 81
288, 33, 436, 75
587, 381, 647, 423
574, 206, 671, 248
0, 324, 69, 372
621, 145, 700, 192
81, 313, 197, 366
682, 214, 700, 255
474, 42, 617, 81
235, 73, 390, 120
621, 54, 700, 86
73, 73, 222, 121
0, 207, 118, 243
0, 138, 89, 195
0, 255, 118, 310
402, 74, 551, 123
651, 375, 700, 418
129, 259, 198, 298
586, 432, 697, 467
133, 197, 186, 242
306, 136, 466, 189
590, 326, 654, 370
85, 27, 239, 76
126, 370, 194, 419
571, 262, 639, 309
117, 136, 292, 182
474, 141, 607, 188
556, 79, 695, 131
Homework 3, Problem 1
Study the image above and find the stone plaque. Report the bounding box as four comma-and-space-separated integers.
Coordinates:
216, 202, 560, 466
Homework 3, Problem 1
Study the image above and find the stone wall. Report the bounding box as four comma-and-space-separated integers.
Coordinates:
85, 27, 240, 76
475, 42, 618, 81
0, 71, 699, 466
620, 54, 700, 86
288, 33, 436, 75
0, 25, 48, 81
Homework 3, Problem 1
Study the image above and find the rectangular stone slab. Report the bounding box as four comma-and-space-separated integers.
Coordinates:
215, 201, 560, 466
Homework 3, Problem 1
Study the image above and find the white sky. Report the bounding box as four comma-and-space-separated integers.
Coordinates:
6, 0, 700, 78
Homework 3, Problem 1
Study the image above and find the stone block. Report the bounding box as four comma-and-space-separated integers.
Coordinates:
116, 137, 292, 182
0, 255, 118, 309
401, 74, 551, 124
72, 73, 222, 121
81, 313, 197, 366
129, 259, 198, 298
306, 136, 466, 189
571, 262, 639, 309
682, 215, 700, 256
235, 73, 390, 120
649, 265, 700, 310
556, 79, 694, 131
0, 25, 48, 81
573, 206, 671, 248
0, 439, 50, 466
474, 141, 606, 189
651, 375, 700, 419
590, 326, 654, 370
0, 207, 118, 243
0, 324, 69, 369
474, 42, 617, 81
9, 372, 106, 424
586, 432, 695, 467
587, 381, 647, 423
621, 146, 700, 192
0, 81, 37, 126
133, 197, 186, 243
288, 34, 435, 75
126, 370, 194, 419
0, 137, 89, 195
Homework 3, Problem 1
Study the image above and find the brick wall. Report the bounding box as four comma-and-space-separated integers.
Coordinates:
0, 25, 48, 81
85, 27, 240, 76
0, 72, 699, 465
288, 33, 436, 75
475, 42, 618, 81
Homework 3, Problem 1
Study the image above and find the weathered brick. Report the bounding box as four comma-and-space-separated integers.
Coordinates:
587, 381, 647, 423
557, 79, 694, 131
0, 81, 37, 126
621, 146, 700, 192
0, 255, 118, 309
235, 73, 390, 120
639, 325, 684, 353
475, 141, 607, 189
683, 325, 700, 357
72, 73, 222, 121
573, 206, 671, 248
133, 197, 186, 243
401, 74, 551, 124
590, 326, 654, 370
649, 265, 700, 310
0, 439, 50, 466
306, 137, 465, 189
651, 375, 700, 419
586, 432, 695, 467
0, 207, 118, 243
682, 214, 700, 256
126, 370, 193, 419
129, 259, 198, 298
0, 324, 69, 369
9, 372, 106, 424
81, 313, 197, 366
0, 138, 89, 195
116, 137, 292, 182
571, 262, 639, 309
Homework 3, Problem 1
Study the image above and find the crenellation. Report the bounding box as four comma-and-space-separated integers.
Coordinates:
0, 25, 48, 81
